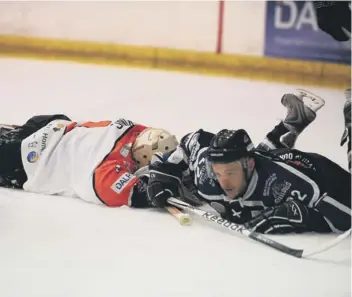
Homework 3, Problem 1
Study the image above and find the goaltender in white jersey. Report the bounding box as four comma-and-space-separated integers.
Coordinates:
19, 118, 178, 207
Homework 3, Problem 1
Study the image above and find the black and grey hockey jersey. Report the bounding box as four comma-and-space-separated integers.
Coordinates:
157, 129, 351, 231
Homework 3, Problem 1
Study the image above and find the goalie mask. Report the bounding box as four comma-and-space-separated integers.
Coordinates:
132, 128, 179, 167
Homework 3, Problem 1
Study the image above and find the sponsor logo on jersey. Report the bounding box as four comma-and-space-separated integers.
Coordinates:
263, 173, 277, 196
53, 122, 65, 132
41, 133, 49, 152
279, 152, 316, 171
279, 152, 293, 160
114, 119, 134, 130
120, 144, 131, 158
272, 180, 292, 204
28, 141, 38, 148
111, 172, 135, 194
27, 151, 39, 163
231, 208, 242, 218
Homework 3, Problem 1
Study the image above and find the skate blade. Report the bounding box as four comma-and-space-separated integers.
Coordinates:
295, 88, 326, 113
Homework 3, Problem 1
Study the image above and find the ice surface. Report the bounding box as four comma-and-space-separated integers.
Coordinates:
0, 58, 350, 297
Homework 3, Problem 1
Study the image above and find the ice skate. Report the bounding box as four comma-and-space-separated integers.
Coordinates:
280, 89, 325, 148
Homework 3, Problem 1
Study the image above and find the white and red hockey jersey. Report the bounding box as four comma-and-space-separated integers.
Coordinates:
21, 118, 149, 207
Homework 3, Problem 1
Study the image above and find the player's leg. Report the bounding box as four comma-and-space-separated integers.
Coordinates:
340, 89, 351, 172
21, 114, 72, 135
0, 128, 27, 188
257, 89, 325, 151
308, 153, 351, 232
0, 124, 17, 136
0, 114, 72, 137
0, 114, 72, 188
246, 152, 350, 234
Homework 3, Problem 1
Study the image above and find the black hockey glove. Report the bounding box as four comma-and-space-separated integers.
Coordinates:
244, 200, 311, 234
147, 162, 183, 208
209, 199, 252, 224
313, 1, 351, 41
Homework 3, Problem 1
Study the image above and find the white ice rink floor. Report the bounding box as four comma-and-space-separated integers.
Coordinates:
0, 58, 350, 297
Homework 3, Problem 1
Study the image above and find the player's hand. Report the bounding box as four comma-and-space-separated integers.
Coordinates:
209, 199, 252, 224
147, 162, 183, 208
244, 199, 309, 234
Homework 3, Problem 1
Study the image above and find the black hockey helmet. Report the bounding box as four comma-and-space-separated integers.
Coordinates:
207, 129, 255, 163
206, 129, 256, 198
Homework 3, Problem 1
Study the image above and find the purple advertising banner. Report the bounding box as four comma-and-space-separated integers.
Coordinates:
265, 1, 351, 65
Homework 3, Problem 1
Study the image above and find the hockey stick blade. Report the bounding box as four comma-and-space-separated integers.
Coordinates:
167, 198, 303, 258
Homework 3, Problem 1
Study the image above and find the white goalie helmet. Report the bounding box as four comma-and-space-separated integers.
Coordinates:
131, 127, 179, 167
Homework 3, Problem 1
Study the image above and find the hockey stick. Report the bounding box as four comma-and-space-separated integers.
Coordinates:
302, 228, 351, 258
167, 198, 351, 258
167, 197, 304, 258
165, 206, 192, 226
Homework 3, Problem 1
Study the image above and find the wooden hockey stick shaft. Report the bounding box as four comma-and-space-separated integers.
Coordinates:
167, 197, 351, 258
165, 206, 192, 226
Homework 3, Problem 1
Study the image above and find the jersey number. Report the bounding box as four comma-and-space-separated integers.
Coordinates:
289, 190, 307, 202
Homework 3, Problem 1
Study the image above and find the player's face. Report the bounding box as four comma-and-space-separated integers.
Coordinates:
211, 161, 245, 199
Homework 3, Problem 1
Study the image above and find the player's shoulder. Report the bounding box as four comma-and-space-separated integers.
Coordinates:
181, 129, 214, 150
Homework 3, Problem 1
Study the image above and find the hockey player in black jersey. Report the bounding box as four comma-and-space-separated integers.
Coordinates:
147, 90, 351, 234
313, 1, 351, 171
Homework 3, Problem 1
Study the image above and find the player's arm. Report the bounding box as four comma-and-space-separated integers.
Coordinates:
93, 160, 151, 208
257, 91, 325, 152
243, 161, 333, 234
244, 199, 331, 234
147, 129, 214, 208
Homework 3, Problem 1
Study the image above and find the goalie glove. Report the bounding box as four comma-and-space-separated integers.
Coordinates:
147, 162, 183, 208
244, 200, 311, 234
